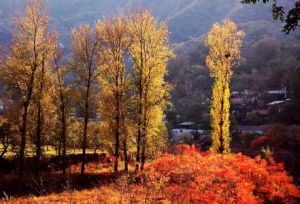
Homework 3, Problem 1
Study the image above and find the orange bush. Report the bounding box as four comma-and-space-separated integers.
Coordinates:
142, 145, 300, 204
7, 145, 300, 204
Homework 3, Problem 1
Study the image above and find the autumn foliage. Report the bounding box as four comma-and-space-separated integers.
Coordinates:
7, 145, 300, 203
206, 19, 244, 153
141, 145, 300, 203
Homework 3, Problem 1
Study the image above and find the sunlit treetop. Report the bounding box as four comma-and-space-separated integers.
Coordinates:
205, 19, 245, 79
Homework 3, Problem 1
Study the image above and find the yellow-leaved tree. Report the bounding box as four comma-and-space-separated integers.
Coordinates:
70, 24, 100, 175
127, 10, 173, 170
0, 0, 55, 177
206, 19, 244, 154
96, 14, 132, 173
51, 41, 71, 175
31, 32, 57, 177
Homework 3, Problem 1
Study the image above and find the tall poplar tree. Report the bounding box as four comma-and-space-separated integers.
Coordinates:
127, 10, 173, 170
205, 19, 244, 154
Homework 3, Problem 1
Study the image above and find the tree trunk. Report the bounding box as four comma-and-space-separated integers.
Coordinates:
136, 40, 145, 171
114, 79, 120, 174
120, 88, 128, 172
219, 78, 227, 154
35, 59, 45, 177
58, 137, 62, 157
58, 77, 67, 175
61, 104, 67, 175
136, 81, 142, 171
122, 111, 128, 172
19, 103, 29, 178
35, 103, 42, 177
54, 57, 67, 174
123, 136, 128, 172
141, 97, 148, 171
0, 143, 8, 158
219, 96, 224, 154
81, 82, 90, 176
114, 118, 120, 174
120, 62, 128, 172
19, 72, 35, 178
141, 135, 146, 170
93, 146, 97, 154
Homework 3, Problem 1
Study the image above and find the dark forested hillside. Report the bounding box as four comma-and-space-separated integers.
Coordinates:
1, 0, 300, 123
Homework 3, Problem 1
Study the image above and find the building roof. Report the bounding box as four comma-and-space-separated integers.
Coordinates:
178, 121, 195, 126
267, 87, 287, 94
231, 89, 256, 96
267, 99, 290, 106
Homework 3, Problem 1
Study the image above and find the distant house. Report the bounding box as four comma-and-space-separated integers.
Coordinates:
267, 99, 290, 106
234, 125, 267, 135
267, 87, 287, 98
265, 87, 290, 114
230, 90, 258, 105
265, 87, 288, 103
266, 87, 289, 105
231, 87, 291, 122
171, 121, 204, 141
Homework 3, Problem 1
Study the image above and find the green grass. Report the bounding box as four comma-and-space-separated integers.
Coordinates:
0, 144, 17, 158
0, 144, 103, 159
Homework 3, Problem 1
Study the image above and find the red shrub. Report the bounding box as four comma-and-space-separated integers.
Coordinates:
142, 145, 300, 204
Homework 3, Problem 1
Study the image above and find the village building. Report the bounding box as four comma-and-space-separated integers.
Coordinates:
230, 87, 290, 126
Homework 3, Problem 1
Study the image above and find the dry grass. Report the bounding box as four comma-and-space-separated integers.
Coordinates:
7, 187, 128, 204
0, 161, 141, 203
1, 178, 168, 204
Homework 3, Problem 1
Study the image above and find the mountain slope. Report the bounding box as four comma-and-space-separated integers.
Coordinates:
0, 0, 298, 45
